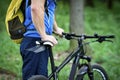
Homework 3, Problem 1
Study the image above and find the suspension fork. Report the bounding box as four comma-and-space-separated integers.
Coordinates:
84, 56, 94, 80
87, 62, 94, 80
76, 56, 94, 80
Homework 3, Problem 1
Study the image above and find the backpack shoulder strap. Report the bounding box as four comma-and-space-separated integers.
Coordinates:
20, 0, 31, 22
44, 0, 49, 16
20, 0, 26, 21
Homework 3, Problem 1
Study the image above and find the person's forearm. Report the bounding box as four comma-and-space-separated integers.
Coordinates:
30, 0, 58, 45
31, 0, 46, 38
53, 18, 58, 32
53, 18, 64, 36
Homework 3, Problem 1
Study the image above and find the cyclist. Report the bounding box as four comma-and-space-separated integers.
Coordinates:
20, 0, 64, 80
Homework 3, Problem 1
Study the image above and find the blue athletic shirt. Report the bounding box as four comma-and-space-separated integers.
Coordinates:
24, 0, 56, 38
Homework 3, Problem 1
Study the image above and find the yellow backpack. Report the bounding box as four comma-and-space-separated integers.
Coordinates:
5, 0, 49, 44
5, 0, 28, 44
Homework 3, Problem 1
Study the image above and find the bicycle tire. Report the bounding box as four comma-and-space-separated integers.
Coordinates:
76, 64, 109, 80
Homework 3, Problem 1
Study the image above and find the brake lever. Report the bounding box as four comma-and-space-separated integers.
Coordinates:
97, 39, 113, 43
104, 40, 113, 43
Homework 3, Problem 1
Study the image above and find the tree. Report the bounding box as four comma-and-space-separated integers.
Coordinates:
69, 0, 84, 51
107, 0, 113, 9
85, 0, 94, 7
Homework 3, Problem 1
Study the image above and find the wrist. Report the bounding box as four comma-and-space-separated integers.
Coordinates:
41, 33, 47, 39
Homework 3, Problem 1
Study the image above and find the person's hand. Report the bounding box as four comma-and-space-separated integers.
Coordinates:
41, 35, 58, 46
54, 27, 64, 37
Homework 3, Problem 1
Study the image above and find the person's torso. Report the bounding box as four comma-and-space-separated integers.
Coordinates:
24, 0, 56, 38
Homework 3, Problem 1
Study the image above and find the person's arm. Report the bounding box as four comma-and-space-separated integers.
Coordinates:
53, 18, 64, 36
31, 0, 57, 45
31, 0, 46, 38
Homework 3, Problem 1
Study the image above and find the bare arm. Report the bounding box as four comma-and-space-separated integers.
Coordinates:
31, 0, 57, 45
53, 18, 64, 36
31, 0, 46, 38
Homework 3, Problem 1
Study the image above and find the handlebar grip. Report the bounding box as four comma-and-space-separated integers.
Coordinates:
62, 32, 75, 36
62, 32, 75, 40
62, 32, 66, 35
107, 35, 115, 38
100, 35, 115, 38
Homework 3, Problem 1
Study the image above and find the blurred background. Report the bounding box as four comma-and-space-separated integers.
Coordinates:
0, 0, 120, 79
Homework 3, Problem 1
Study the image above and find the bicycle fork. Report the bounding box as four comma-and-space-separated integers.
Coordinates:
76, 56, 94, 80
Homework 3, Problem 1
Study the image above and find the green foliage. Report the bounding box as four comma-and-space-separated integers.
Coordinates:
84, 1, 120, 80
0, 0, 10, 31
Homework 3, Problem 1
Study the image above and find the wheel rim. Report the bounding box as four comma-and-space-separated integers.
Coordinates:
82, 68, 106, 80
93, 68, 106, 80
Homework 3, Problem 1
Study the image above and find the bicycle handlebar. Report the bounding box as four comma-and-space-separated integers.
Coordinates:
62, 32, 115, 42
35, 32, 115, 46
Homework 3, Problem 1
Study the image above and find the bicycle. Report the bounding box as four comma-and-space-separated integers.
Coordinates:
28, 32, 115, 80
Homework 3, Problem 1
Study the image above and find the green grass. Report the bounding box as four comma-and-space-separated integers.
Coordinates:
0, 0, 120, 80
0, 29, 22, 77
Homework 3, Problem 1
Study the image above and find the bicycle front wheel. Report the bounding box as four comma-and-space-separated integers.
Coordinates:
76, 64, 109, 80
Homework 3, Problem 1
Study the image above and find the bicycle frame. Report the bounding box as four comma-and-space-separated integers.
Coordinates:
30, 33, 114, 80
48, 39, 86, 80
46, 32, 115, 80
